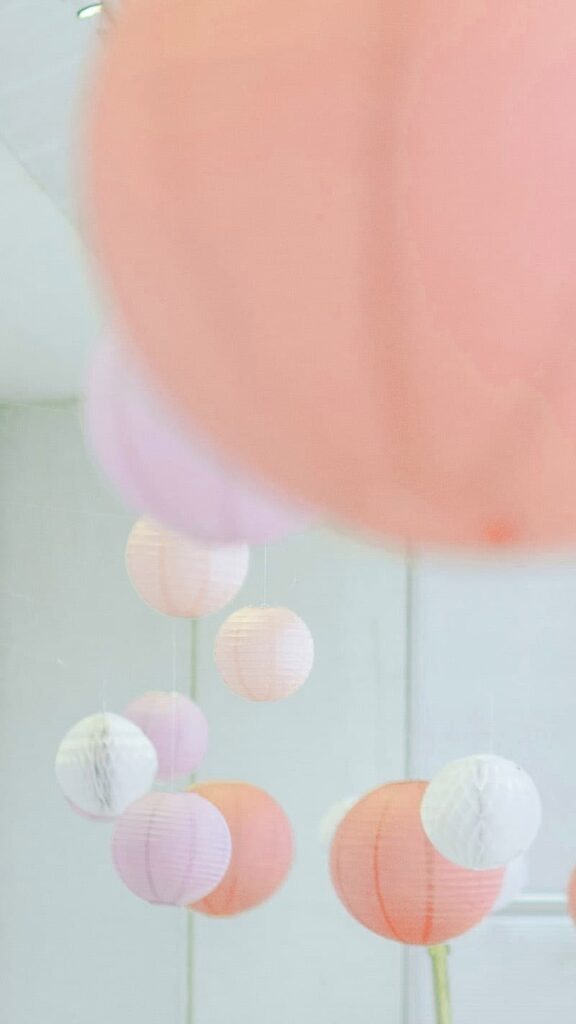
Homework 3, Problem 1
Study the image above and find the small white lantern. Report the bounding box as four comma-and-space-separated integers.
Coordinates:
421, 754, 542, 870
55, 712, 158, 819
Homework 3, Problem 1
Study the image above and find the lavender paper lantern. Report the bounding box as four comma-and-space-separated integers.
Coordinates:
125, 516, 249, 618
112, 791, 232, 905
124, 691, 208, 781
86, 344, 310, 544
215, 606, 314, 702
55, 712, 158, 819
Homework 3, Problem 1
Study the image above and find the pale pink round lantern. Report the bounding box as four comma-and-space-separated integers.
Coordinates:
190, 781, 294, 916
215, 606, 314, 702
86, 344, 310, 544
125, 516, 249, 618
331, 782, 504, 945
124, 691, 208, 781
112, 791, 231, 905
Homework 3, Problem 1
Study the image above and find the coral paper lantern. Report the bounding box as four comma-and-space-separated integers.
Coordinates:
55, 712, 158, 819
421, 755, 542, 871
215, 606, 314, 702
124, 691, 208, 781
331, 782, 503, 946
190, 782, 294, 916
125, 517, 249, 618
86, 344, 310, 544
113, 791, 231, 905
87, 0, 576, 550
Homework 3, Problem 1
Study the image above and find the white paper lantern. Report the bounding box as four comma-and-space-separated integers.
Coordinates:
215, 606, 314, 701
125, 516, 249, 618
421, 754, 542, 870
55, 712, 158, 819
318, 795, 359, 847
493, 854, 529, 912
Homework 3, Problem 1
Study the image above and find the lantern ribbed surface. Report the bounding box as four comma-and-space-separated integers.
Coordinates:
421, 755, 542, 870
55, 712, 158, 819
215, 606, 314, 701
86, 344, 310, 544
330, 781, 503, 946
112, 791, 232, 905
125, 516, 249, 618
124, 691, 208, 780
190, 782, 294, 916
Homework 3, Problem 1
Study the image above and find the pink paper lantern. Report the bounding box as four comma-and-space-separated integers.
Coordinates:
86, 344, 309, 544
124, 691, 208, 780
112, 791, 231, 905
125, 516, 249, 618
215, 606, 314, 702
190, 781, 294, 916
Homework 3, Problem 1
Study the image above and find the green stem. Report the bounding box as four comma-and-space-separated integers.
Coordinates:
428, 945, 453, 1024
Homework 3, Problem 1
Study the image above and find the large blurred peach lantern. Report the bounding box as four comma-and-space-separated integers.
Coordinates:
330, 782, 503, 945
86, 0, 576, 548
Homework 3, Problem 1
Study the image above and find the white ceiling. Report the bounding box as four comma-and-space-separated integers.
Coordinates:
0, 0, 102, 400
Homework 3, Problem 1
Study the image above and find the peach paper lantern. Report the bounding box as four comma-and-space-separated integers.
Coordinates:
113, 791, 231, 905
125, 517, 249, 618
331, 782, 504, 945
87, 0, 576, 550
215, 606, 314, 701
190, 782, 294, 916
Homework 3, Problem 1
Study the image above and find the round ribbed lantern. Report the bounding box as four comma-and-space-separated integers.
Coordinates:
124, 691, 208, 781
421, 755, 542, 871
215, 606, 314, 701
190, 782, 294, 916
55, 712, 158, 820
330, 781, 503, 946
125, 516, 249, 618
112, 791, 232, 905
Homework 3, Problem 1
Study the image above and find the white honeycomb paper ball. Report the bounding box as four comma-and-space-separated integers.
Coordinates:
55, 712, 158, 819
421, 755, 542, 870
215, 606, 314, 701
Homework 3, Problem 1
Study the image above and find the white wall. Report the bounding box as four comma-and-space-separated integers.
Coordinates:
2, 402, 575, 1024
0, 403, 409, 1023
